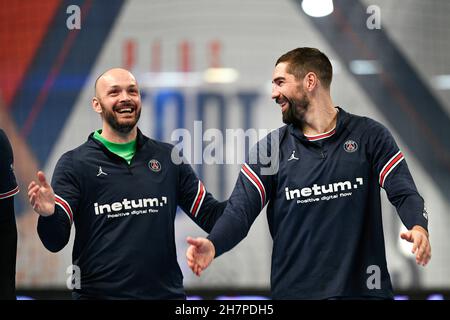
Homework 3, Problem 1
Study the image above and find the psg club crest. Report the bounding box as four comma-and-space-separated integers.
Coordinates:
148, 159, 161, 172
343, 140, 358, 153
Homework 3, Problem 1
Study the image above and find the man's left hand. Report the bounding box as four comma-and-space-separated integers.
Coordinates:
400, 225, 431, 266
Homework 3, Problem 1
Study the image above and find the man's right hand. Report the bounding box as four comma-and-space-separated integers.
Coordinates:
186, 237, 215, 276
28, 171, 55, 216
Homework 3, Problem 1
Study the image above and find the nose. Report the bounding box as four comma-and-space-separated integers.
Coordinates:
119, 90, 131, 101
271, 85, 280, 100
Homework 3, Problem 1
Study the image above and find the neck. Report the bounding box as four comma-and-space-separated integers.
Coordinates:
100, 125, 137, 143
302, 93, 337, 136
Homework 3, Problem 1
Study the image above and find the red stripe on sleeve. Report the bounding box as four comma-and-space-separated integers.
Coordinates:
55, 196, 73, 222
379, 152, 404, 187
191, 182, 205, 217
242, 164, 266, 206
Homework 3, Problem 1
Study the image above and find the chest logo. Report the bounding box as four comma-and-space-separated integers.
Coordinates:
97, 166, 108, 176
148, 159, 161, 172
287, 150, 299, 161
343, 140, 358, 153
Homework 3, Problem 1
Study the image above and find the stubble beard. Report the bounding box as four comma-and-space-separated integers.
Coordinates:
282, 93, 310, 129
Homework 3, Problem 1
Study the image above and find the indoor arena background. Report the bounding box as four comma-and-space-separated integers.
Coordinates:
0, 0, 449, 300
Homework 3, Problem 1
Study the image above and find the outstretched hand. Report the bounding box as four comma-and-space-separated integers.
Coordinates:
400, 225, 431, 266
28, 171, 55, 216
186, 237, 215, 276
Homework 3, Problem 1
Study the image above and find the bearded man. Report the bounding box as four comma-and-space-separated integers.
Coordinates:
28, 68, 226, 299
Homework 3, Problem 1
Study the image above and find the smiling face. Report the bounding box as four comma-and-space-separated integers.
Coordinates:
271, 62, 310, 127
93, 68, 142, 134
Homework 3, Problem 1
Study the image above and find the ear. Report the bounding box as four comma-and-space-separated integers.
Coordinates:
304, 72, 319, 92
92, 97, 102, 114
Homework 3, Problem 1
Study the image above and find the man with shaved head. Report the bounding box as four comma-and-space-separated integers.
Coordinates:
92, 68, 142, 138
28, 68, 226, 299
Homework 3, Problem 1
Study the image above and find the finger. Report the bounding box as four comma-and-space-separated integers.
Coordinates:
417, 239, 427, 263
414, 238, 425, 262
186, 252, 195, 265
194, 264, 199, 276
187, 236, 202, 247
30, 194, 36, 207
422, 242, 431, 266
187, 257, 194, 269
416, 249, 423, 265
37, 171, 50, 188
28, 185, 40, 198
28, 181, 36, 191
186, 246, 193, 260
32, 201, 38, 211
187, 256, 195, 265
411, 236, 420, 254
424, 249, 432, 266
422, 251, 430, 266
400, 231, 412, 242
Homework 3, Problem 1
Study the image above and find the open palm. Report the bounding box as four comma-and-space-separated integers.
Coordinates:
28, 171, 55, 216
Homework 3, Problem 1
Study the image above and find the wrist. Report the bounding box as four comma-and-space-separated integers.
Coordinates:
412, 225, 428, 238
207, 238, 216, 257
209, 238, 215, 250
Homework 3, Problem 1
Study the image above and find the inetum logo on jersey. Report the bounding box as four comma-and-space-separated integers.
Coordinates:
94, 197, 168, 218
285, 177, 364, 204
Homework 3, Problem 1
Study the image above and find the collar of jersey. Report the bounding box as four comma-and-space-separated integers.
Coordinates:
94, 130, 136, 150
288, 106, 348, 143
89, 127, 148, 157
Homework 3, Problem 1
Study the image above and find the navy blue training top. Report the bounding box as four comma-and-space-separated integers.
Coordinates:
37, 129, 226, 299
208, 107, 428, 299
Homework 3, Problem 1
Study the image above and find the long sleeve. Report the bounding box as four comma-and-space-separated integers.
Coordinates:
207, 132, 277, 257
37, 151, 79, 252
0, 129, 18, 299
367, 120, 428, 231
177, 161, 227, 233
37, 209, 72, 252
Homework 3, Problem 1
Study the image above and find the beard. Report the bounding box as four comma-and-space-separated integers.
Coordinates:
101, 101, 141, 134
281, 94, 310, 128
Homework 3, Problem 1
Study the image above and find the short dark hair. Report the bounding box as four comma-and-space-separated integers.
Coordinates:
275, 47, 333, 89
